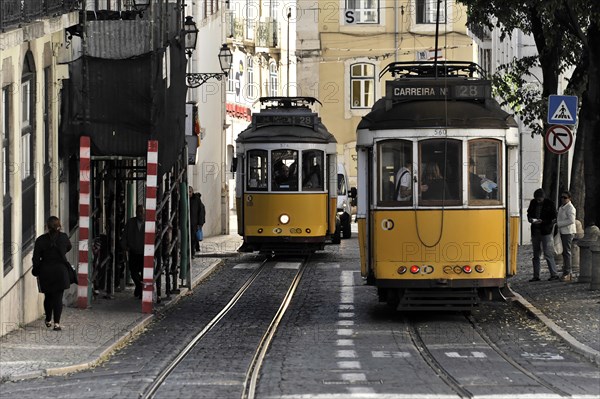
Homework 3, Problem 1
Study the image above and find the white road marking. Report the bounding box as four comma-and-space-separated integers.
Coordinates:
336, 350, 357, 358
317, 262, 340, 269
339, 304, 354, 310
341, 373, 367, 382
521, 352, 565, 360
233, 263, 260, 269
347, 387, 376, 394
337, 320, 354, 326
336, 339, 354, 346
337, 361, 361, 369
371, 351, 411, 358
445, 351, 487, 359
338, 312, 355, 318
274, 262, 301, 269
337, 329, 353, 336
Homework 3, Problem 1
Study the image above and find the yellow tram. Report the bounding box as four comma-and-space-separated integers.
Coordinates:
236, 97, 339, 254
356, 62, 520, 310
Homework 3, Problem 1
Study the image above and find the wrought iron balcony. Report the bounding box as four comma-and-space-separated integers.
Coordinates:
468, 21, 492, 42
255, 18, 279, 48
1, 0, 79, 31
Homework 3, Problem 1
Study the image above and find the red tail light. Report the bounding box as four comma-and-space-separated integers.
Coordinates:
410, 265, 420, 274
463, 265, 472, 274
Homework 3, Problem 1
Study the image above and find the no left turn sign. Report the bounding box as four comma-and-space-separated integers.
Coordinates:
545, 125, 573, 154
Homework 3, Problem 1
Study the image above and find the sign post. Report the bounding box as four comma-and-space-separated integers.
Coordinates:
545, 124, 574, 206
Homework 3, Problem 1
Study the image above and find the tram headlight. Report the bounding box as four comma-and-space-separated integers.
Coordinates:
279, 214, 290, 224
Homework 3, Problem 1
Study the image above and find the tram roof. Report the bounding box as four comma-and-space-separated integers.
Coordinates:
357, 97, 518, 130
236, 108, 337, 144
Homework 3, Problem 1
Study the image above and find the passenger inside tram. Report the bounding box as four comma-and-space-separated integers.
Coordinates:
420, 162, 452, 200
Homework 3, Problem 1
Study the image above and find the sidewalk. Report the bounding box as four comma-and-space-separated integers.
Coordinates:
508, 244, 600, 364
0, 232, 242, 383
1, 240, 598, 382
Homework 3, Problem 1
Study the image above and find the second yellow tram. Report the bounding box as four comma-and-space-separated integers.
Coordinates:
235, 97, 339, 254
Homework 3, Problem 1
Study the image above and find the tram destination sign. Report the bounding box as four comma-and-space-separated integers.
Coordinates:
386, 80, 491, 100
254, 114, 317, 129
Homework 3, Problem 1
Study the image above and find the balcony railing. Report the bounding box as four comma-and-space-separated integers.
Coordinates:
1, 0, 79, 32
255, 18, 278, 48
468, 21, 492, 42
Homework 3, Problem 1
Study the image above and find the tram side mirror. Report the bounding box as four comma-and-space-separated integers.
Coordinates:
230, 157, 238, 173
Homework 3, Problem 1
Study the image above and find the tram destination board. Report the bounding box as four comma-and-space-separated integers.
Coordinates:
253, 114, 317, 129
386, 80, 491, 100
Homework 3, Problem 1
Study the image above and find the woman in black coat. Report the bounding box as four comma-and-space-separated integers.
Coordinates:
32, 216, 72, 331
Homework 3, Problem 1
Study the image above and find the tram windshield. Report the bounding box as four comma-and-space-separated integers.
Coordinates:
302, 150, 324, 191
247, 150, 268, 191
272, 149, 298, 191
468, 139, 501, 204
419, 139, 461, 205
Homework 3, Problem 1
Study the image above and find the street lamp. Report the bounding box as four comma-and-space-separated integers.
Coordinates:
184, 17, 233, 88
183, 16, 199, 58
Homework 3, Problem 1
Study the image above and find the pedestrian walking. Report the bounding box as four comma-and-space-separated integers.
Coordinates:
121, 205, 145, 299
556, 191, 577, 281
526, 188, 559, 281
189, 186, 206, 256
31, 216, 73, 331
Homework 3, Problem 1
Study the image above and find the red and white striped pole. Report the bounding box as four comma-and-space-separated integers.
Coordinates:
142, 140, 159, 313
77, 136, 91, 309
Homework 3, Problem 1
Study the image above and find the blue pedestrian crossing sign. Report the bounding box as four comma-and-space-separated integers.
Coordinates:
548, 95, 578, 125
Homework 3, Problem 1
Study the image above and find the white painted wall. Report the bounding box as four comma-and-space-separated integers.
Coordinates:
187, 7, 229, 236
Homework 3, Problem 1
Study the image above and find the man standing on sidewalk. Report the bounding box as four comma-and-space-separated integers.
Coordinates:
527, 188, 559, 282
121, 205, 145, 298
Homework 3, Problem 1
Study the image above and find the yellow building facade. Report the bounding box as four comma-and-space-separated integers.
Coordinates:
1, 7, 78, 336
296, 0, 474, 181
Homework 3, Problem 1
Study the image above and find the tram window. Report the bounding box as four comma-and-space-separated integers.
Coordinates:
377, 140, 412, 206
272, 149, 298, 191
419, 139, 462, 205
247, 150, 268, 191
302, 150, 324, 191
468, 139, 501, 204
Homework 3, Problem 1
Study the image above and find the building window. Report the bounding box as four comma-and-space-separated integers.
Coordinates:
2, 86, 13, 274
416, 0, 446, 24
227, 67, 235, 93
269, 62, 278, 97
21, 52, 36, 249
350, 63, 375, 109
246, 56, 256, 101
346, 0, 380, 24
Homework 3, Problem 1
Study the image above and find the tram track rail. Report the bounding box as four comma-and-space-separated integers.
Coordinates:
464, 314, 571, 397
141, 256, 309, 399
405, 314, 572, 399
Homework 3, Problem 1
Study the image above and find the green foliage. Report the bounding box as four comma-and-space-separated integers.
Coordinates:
491, 57, 544, 137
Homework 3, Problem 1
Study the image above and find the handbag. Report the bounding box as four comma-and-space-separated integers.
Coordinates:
64, 261, 77, 284
553, 225, 563, 255
50, 235, 77, 285
196, 227, 203, 241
